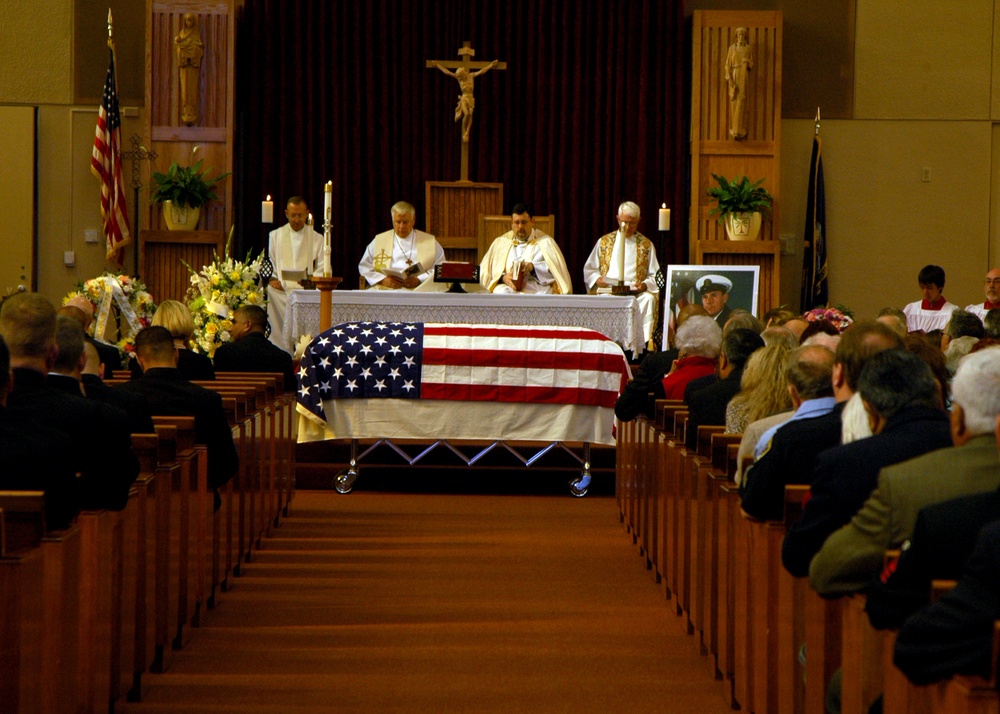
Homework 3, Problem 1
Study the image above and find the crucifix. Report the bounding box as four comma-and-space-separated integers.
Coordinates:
427, 41, 506, 182
120, 133, 157, 276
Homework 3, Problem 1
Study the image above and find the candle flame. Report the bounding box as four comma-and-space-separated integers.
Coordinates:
662, 203, 667, 209
266, 194, 271, 201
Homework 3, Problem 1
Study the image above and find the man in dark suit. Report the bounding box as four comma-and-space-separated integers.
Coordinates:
0, 332, 79, 530
80, 341, 156, 433
212, 304, 295, 391
683, 327, 764, 450
739, 344, 838, 521
61, 296, 122, 372
114, 326, 238, 498
782, 349, 952, 577
614, 304, 708, 421
1, 294, 136, 513
45, 316, 139, 510
893, 518, 1000, 685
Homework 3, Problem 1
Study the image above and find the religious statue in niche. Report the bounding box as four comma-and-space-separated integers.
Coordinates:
431, 59, 499, 143
724, 27, 753, 140
175, 12, 204, 125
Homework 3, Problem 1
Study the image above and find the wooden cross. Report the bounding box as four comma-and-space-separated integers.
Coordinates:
427, 42, 506, 181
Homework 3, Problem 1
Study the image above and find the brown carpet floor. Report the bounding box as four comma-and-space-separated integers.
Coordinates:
122, 490, 732, 713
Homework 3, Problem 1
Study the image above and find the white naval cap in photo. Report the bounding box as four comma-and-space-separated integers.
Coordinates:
696, 274, 733, 294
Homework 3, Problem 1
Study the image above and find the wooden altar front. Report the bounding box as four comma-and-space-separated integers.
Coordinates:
425, 181, 503, 264
140, 229, 225, 302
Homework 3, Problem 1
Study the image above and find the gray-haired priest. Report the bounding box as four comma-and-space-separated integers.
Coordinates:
583, 200, 661, 348
358, 201, 445, 290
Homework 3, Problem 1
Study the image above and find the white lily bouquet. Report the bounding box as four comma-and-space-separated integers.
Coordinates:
185, 236, 265, 358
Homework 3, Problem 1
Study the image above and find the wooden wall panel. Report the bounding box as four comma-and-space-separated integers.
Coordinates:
141, 230, 225, 303
695, 240, 780, 316
425, 182, 503, 249
690, 10, 782, 301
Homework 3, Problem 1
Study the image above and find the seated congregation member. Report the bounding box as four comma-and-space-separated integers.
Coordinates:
614, 304, 707, 422
479, 203, 572, 294
131, 299, 215, 381
114, 326, 239, 506
739, 345, 837, 521
659, 315, 721, 401
60, 295, 122, 371
943, 308, 986, 375
213, 304, 295, 391
866, 487, 1000, 631
760, 324, 799, 349
837, 322, 905, 444
810, 346, 1000, 597
0, 334, 79, 530
80, 341, 155, 433
893, 519, 1000, 685
583, 201, 661, 346
358, 201, 445, 290
984, 308, 1000, 339
725, 341, 795, 434
684, 327, 764, 450
875, 306, 908, 338
963, 266, 1000, 321
781, 349, 952, 577
720, 308, 763, 335
0, 294, 137, 512
902, 264, 958, 333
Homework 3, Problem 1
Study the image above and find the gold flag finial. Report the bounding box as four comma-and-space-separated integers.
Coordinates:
814, 107, 821, 136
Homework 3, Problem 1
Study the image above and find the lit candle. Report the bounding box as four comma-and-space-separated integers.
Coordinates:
324, 181, 332, 224
659, 203, 671, 231
322, 182, 333, 277
262, 195, 273, 223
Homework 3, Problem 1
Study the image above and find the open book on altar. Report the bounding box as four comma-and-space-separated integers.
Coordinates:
281, 269, 308, 284
379, 262, 424, 281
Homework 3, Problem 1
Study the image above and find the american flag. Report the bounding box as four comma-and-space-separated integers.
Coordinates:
91, 38, 131, 268
296, 322, 630, 425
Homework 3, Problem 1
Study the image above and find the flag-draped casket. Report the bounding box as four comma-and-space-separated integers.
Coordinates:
296, 322, 630, 446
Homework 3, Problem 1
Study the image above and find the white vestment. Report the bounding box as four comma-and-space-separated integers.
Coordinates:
358, 230, 445, 289
964, 302, 992, 321
902, 299, 958, 333
267, 224, 323, 353
583, 231, 661, 347
479, 229, 573, 294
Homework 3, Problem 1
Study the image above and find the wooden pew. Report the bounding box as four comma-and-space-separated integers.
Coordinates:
127, 433, 159, 701
0, 493, 46, 713
148, 425, 180, 675
686, 425, 725, 655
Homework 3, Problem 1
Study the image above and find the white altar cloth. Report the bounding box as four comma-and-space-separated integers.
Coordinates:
284, 290, 645, 354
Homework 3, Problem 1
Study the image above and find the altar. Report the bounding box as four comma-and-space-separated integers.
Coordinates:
284, 290, 645, 354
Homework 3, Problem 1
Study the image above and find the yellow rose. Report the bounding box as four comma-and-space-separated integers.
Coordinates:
205, 322, 218, 335
247, 292, 259, 303
211, 274, 221, 286
212, 290, 220, 300
230, 270, 241, 282
220, 319, 233, 330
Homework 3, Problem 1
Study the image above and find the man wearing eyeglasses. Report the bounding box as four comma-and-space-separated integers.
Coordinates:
964, 268, 1000, 321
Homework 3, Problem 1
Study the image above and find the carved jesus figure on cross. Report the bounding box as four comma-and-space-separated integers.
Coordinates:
427, 42, 506, 180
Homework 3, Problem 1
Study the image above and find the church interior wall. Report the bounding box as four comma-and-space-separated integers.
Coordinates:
7, 0, 1000, 322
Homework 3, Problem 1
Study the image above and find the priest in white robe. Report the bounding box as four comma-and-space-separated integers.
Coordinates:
267, 196, 323, 353
479, 203, 573, 294
583, 201, 661, 348
358, 201, 445, 290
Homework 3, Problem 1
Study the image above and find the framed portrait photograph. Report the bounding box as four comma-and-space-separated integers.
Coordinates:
662, 264, 761, 350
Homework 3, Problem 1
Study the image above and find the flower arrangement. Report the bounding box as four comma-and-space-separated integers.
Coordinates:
802, 305, 854, 333
184, 240, 265, 358
63, 273, 157, 358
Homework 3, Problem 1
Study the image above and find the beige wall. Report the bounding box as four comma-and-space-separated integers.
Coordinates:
7, 0, 1000, 320
777, 0, 999, 318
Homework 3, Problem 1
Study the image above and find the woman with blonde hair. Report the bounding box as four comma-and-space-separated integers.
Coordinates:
725, 341, 794, 434
131, 299, 215, 380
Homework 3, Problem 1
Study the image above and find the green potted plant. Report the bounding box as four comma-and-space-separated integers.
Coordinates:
151, 159, 231, 230
706, 173, 774, 241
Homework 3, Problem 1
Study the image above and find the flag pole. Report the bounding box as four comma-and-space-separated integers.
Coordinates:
814, 107, 821, 136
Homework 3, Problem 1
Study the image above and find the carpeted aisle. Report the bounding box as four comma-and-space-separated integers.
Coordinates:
123, 490, 732, 713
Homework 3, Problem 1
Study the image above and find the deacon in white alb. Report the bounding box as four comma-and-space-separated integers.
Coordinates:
964, 267, 1000, 321
583, 201, 661, 347
267, 196, 323, 353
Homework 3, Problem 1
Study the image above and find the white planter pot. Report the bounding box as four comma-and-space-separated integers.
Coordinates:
724, 211, 762, 241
